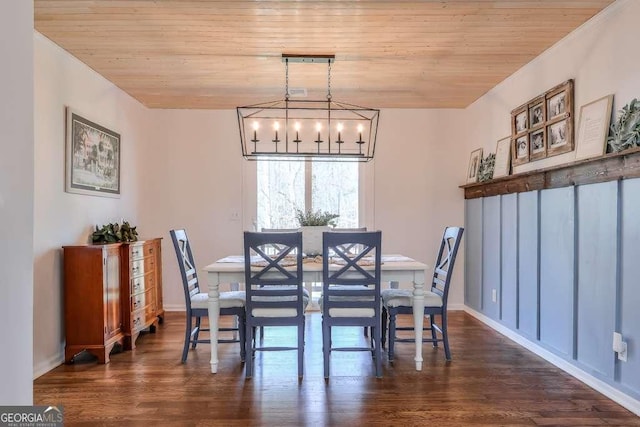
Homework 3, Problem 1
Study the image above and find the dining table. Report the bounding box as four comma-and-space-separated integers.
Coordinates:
202, 254, 428, 373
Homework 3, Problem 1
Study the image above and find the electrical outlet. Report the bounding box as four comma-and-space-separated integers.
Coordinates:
613, 332, 628, 362
491, 289, 497, 303
230, 212, 240, 222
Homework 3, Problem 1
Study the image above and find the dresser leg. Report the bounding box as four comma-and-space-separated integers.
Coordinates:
123, 336, 133, 351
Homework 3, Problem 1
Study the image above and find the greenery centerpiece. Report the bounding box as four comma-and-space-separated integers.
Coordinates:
295, 209, 339, 227
91, 221, 139, 244
295, 209, 339, 255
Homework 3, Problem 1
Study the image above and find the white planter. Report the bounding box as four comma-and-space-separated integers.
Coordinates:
300, 226, 330, 256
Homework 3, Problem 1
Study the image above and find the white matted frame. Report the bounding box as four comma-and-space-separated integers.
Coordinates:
493, 136, 511, 179
466, 148, 483, 184
574, 94, 614, 161
65, 107, 121, 197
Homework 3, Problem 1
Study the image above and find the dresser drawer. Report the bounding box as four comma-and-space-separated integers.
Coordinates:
130, 272, 155, 295
130, 256, 156, 278
131, 301, 158, 332
130, 287, 154, 312
130, 241, 156, 261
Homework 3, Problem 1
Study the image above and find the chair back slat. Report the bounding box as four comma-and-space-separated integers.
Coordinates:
322, 231, 382, 317
329, 227, 368, 255
430, 227, 464, 303
244, 231, 304, 320
170, 229, 202, 312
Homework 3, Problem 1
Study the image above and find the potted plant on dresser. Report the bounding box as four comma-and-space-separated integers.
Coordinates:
295, 209, 339, 256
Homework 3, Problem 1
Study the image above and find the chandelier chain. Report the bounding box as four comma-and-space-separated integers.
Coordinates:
285, 59, 290, 100
327, 59, 332, 101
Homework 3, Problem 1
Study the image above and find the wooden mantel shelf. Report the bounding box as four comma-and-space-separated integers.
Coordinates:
460, 147, 640, 199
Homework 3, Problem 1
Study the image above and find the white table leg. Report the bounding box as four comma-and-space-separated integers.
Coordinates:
412, 275, 425, 371
207, 273, 221, 374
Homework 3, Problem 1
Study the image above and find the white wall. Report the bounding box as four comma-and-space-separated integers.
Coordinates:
0, 0, 34, 405
373, 109, 467, 305
463, 0, 640, 173
33, 33, 153, 376
139, 109, 246, 309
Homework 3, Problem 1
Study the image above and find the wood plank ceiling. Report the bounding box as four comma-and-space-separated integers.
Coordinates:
34, 1, 614, 109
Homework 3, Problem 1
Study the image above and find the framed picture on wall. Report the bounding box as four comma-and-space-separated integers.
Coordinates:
512, 134, 529, 166
493, 136, 511, 179
466, 148, 483, 184
509, 79, 574, 164
65, 107, 121, 197
529, 97, 545, 129
547, 118, 572, 156
547, 89, 568, 120
574, 94, 614, 161
529, 128, 546, 160
512, 106, 528, 136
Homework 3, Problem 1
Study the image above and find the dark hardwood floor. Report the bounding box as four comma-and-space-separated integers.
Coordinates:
34, 311, 639, 426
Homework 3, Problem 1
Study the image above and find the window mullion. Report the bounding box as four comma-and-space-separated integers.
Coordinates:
305, 160, 313, 211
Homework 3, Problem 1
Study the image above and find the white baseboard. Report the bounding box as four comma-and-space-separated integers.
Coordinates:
33, 353, 64, 380
447, 303, 464, 311
464, 306, 640, 417
163, 304, 186, 312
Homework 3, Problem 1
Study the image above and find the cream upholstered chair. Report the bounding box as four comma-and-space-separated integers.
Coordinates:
243, 231, 308, 378
321, 231, 383, 378
170, 229, 246, 363
381, 226, 464, 361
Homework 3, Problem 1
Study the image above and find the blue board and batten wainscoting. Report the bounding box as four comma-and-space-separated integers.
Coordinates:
463, 156, 640, 413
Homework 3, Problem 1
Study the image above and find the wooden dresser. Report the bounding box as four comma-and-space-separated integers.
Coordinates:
63, 244, 124, 364
63, 238, 165, 363
120, 238, 165, 349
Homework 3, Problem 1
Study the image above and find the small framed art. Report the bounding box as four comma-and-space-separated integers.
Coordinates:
529, 128, 546, 160
574, 94, 614, 161
512, 134, 529, 166
529, 96, 545, 129
512, 106, 528, 136
467, 148, 483, 184
547, 118, 571, 156
493, 136, 511, 179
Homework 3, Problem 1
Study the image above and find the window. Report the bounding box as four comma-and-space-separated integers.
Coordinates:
257, 160, 359, 230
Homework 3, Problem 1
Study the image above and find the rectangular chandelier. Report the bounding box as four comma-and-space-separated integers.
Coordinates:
237, 55, 380, 162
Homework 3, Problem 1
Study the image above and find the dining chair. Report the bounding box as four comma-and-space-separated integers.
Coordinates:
170, 229, 246, 363
321, 230, 383, 378
257, 228, 310, 337
329, 227, 373, 336
243, 231, 307, 378
381, 226, 464, 362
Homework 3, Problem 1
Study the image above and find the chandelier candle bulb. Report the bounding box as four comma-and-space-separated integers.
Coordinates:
294, 122, 301, 141
357, 124, 365, 154
251, 122, 259, 142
